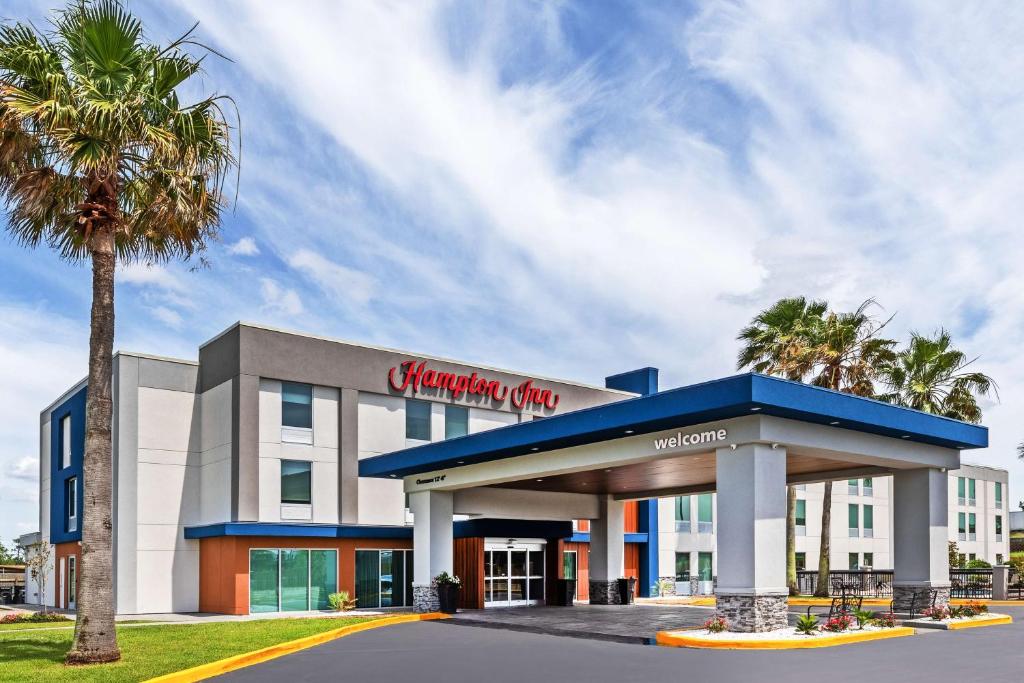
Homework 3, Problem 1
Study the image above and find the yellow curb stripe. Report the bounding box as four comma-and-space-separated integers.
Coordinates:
655, 627, 915, 650
949, 599, 1021, 606
145, 613, 449, 683
788, 598, 891, 607
945, 614, 1013, 630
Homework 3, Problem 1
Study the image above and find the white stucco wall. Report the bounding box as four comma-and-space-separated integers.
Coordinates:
199, 378, 233, 525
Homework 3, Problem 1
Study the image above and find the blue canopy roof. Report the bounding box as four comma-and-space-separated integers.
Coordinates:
359, 373, 988, 479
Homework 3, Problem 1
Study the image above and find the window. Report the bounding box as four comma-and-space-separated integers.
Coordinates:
249, 548, 337, 613
697, 552, 713, 582
968, 478, 976, 506
958, 512, 967, 541
794, 484, 806, 491
281, 382, 313, 429
281, 460, 312, 505
405, 399, 431, 441
997, 554, 1004, 565
60, 415, 72, 469
996, 515, 1003, 541
356, 549, 414, 608
65, 477, 77, 533
795, 552, 806, 571
697, 494, 713, 533
848, 503, 859, 537
68, 556, 76, 605
863, 552, 873, 569
795, 499, 806, 535
995, 482, 1003, 509
444, 405, 468, 439
968, 553, 976, 562
848, 479, 859, 495
958, 477, 966, 506
968, 512, 976, 541
863, 504, 874, 538
675, 552, 690, 582
849, 552, 859, 570
862, 477, 873, 496
674, 496, 691, 531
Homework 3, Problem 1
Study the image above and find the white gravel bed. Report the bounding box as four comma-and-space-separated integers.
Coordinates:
677, 624, 893, 641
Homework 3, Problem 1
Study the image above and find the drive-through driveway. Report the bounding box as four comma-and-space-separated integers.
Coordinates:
216, 605, 1024, 683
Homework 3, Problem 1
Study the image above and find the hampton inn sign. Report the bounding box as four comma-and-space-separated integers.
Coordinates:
388, 359, 561, 410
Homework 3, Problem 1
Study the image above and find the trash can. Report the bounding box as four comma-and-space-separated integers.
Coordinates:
556, 579, 576, 606
617, 577, 636, 605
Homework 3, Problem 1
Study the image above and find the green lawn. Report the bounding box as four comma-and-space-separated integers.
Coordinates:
0, 620, 74, 631
0, 615, 389, 682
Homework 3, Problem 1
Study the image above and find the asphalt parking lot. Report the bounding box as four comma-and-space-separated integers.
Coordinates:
216, 605, 1024, 683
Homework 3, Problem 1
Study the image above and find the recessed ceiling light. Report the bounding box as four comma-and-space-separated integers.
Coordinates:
901, 435, 910, 439
531, 447, 539, 451
624, 429, 634, 434
389, 474, 397, 478
536, 479, 543, 482
829, 421, 839, 426
605, 469, 612, 473
751, 407, 762, 411
457, 461, 465, 464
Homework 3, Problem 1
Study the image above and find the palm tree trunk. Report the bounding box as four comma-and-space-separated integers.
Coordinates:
66, 226, 121, 664
786, 485, 797, 596
813, 481, 832, 597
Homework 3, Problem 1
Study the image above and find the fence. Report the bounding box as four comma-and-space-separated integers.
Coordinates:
950, 568, 993, 599
796, 569, 894, 597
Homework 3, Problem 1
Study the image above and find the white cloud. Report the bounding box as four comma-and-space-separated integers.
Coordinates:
226, 237, 260, 256
118, 262, 186, 293
287, 250, 375, 307
259, 278, 304, 316
10, 456, 37, 482
152, 306, 184, 330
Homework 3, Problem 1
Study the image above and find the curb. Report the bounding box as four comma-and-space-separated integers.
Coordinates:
145, 613, 449, 683
788, 598, 892, 607
655, 626, 915, 650
905, 613, 1013, 631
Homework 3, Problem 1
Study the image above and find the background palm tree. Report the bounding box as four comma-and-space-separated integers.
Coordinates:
738, 297, 897, 596
0, 0, 236, 663
877, 329, 996, 422
736, 296, 828, 595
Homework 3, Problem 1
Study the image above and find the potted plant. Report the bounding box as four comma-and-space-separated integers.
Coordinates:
434, 571, 462, 614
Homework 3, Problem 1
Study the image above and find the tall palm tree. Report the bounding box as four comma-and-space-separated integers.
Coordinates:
0, 1, 236, 663
805, 302, 896, 596
738, 298, 897, 596
877, 329, 996, 423
737, 296, 827, 596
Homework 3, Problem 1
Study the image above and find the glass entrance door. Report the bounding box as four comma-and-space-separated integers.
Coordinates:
485, 544, 544, 607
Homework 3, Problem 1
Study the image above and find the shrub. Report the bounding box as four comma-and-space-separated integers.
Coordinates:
965, 559, 992, 569
327, 591, 357, 611
821, 615, 853, 632
853, 608, 874, 629
948, 605, 966, 619
961, 601, 987, 617
872, 612, 897, 628
795, 612, 819, 635
0, 612, 70, 624
922, 606, 950, 621
703, 615, 728, 633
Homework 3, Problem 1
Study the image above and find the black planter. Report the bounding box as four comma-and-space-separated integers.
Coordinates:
617, 577, 637, 605
437, 584, 460, 614
556, 579, 577, 606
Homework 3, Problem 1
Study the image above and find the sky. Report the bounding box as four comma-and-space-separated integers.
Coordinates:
1, 0, 1023, 547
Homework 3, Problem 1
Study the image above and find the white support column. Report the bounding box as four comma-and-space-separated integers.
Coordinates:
892, 468, 950, 612
409, 489, 453, 612
714, 443, 788, 632
588, 494, 625, 604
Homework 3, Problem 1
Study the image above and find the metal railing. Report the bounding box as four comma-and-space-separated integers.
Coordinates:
795, 570, 894, 597
950, 568, 993, 599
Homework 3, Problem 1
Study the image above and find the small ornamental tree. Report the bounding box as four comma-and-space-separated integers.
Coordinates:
25, 541, 52, 614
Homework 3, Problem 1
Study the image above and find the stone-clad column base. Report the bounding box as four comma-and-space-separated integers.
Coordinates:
589, 580, 621, 605
715, 593, 789, 632
413, 584, 439, 613
892, 584, 950, 614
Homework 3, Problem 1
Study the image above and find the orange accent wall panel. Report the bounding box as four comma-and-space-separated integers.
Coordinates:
561, 540, 590, 601
454, 537, 485, 609
198, 536, 413, 615
53, 541, 78, 609
575, 519, 590, 532
624, 501, 639, 533
624, 542, 639, 582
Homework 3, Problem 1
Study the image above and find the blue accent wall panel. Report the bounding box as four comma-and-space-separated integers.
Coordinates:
605, 368, 659, 396
49, 386, 86, 544
637, 499, 659, 597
